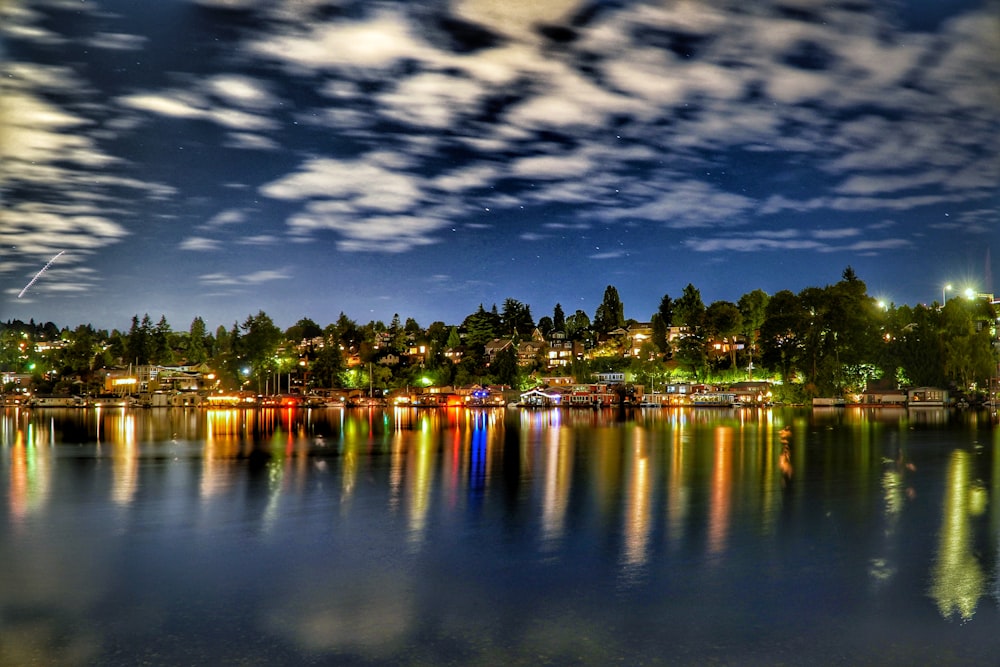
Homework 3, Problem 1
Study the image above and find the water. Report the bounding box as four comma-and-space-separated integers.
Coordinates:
2, 406, 998, 666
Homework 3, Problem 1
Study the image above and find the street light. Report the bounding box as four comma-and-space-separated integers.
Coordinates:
942, 283, 952, 305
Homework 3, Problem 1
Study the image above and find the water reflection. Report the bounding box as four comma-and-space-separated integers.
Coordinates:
930, 449, 987, 620
1, 406, 998, 664
620, 431, 651, 578
7, 416, 53, 524
540, 424, 572, 552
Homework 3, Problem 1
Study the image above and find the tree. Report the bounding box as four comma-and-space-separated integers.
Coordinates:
240, 311, 282, 389
404, 317, 422, 336
186, 317, 208, 364
738, 289, 769, 378
463, 305, 500, 350
672, 285, 708, 379
704, 301, 742, 370
759, 290, 808, 384
553, 303, 565, 332
593, 285, 625, 334
491, 345, 520, 387
565, 309, 591, 342
60, 324, 101, 376
286, 318, 322, 345
446, 326, 462, 350
940, 298, 998, 392
653, 293, 673, 351
673, 284, 705, 330
650, 314, 670, 361
310, 343, 344, 389
125, 314, 153, 365
537, 316, 554, 337
151, 315, 174, 365
501, 298, 534, 336
887, 305, 941, 387
389, 314, 406, 353
329, 312, 361, 355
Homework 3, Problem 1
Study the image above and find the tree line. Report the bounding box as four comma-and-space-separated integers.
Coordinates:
2, 268, 997, 401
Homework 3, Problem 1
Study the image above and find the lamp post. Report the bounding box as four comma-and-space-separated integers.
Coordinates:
942, 283, 952, 306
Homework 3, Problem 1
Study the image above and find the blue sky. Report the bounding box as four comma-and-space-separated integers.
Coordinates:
2, 0, 998, 331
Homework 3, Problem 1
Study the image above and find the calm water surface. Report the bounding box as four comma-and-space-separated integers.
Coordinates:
2, 405, 999, 666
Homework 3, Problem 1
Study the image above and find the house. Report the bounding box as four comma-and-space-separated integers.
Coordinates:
484, 338, 514, 363
519, 387, 566, 407
729, 381, 773, 405
545, 339, 584, 368
405, 343, 430, 366
378, 353, 400, 366
536, 375, 576, 386
517, 339, 545, 366
859, 379, 907, 406
626, 323, 653, 357
908, 387, 948, 406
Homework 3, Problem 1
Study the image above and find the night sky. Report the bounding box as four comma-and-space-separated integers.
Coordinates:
2, 0, 998, 331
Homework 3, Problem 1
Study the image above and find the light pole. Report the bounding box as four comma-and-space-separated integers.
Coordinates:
942, 283, 952, 306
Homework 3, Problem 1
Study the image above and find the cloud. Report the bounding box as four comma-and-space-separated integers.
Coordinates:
85, 32, 147, 51
215, 0, 997, 254
237, 235, 279, 246
287, 209, 444, 253
248, 11, 438, 72
224, 132, 280, 151
685, 228, 912, 254
206, 74, 277, 110
261, 158, 420, 209
119, 91, 278, 131
205, 210, 246, 228
5, 0, 998, 302
590, 250, 627, 260
180, 237, 222, 251
812, 228, 861, 240
199, 269, 292, 286
519, 232, 548, 242
0, 60, 173, 283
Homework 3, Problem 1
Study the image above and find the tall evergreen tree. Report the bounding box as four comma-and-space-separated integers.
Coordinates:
240, 311, 282, 387
553, 303, 565, 332
593, 285, 625, 334
152, 315, 173, 365
187, 317, 208, 364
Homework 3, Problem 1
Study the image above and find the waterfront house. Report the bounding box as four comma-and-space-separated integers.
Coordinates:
519, 387, 565, 407
907, 387, 948, 406
859, 379, 907, 406
729, 381, 773, 405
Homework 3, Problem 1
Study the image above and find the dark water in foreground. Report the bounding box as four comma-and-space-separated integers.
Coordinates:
2, 406, 999, 666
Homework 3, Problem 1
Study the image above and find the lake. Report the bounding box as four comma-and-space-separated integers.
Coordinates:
1, 405, 998, 666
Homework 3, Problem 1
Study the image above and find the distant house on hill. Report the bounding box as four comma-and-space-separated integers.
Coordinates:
484, 338, 514, 363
